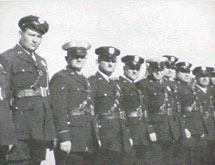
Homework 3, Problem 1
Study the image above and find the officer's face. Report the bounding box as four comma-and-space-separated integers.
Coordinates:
99, 60, 117, 75
68, 56, 86, 70
19, 28, 42, 52
197, 77, 209, 87
177, 72, 192, 83
152, 71, 164, 80
210, 77, 215, 85
124, 65, 140, 81
164, 68, 176, 79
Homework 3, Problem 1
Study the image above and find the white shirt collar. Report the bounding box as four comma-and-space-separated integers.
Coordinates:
121, 75, 133, 83
18, 44, 36, 61
98, 71, 111, 82
196, 84, 207, 93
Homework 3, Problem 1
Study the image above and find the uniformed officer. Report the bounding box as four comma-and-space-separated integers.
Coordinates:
50, 41, 99, 165
0, 63, 17, 165
175, 62, 206, 165
136, 58, 175, 165
192, 66, 215, 165
207, 67, 215, 108
117, 55, 156, 164
88, 46, 133, 165
207, 67, 215, 165
0, 15, 55, 165
162, 55, 183, 164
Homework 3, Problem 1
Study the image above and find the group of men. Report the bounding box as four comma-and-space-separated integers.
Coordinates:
0, 14, 215, 165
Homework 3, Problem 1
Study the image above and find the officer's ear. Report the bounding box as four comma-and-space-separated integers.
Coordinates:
65, 56, 70, 63
123, 65, 128, 72
19, 30, 23, 36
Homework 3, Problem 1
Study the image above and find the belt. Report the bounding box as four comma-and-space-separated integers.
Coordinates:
15, 87, 49, 98
184, 106, 193, 112
127, 111, 142, 118
100, 111, 126, 119
70, 110, 95, 116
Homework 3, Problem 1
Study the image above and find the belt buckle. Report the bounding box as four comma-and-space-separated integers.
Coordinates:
167, 108, 172, 116
120, 111, 125, 119
137, 110, 143, 120
40, 87, 48, 97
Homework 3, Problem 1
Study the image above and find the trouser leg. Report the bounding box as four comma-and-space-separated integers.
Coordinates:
54, 147, 96, 165
7, 139, 46, 165
0, 146, 9, 165
144, 143, 162, 165
160, 141, 174, 165
172, 141, 184, 165
95, 150, 123, 165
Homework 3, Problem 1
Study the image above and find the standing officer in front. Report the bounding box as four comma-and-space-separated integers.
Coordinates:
175, 62, 206, 165
50, 41, 99, 165
0, 15, 55, 165
117, 55, 157, 164
192, 66, 215, 165
162, 55, 183, 164
89, 46, 133, 165
136, 58, 175, 165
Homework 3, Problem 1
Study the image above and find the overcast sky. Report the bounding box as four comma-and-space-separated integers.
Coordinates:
0, 1, 214, 80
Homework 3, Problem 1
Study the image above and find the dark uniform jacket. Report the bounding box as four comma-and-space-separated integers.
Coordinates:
195, 85, 215, 140
0, 64, 17, 145
89, 72, 132, 152
0, 45, 55, 141
136, 77, 174, 142
50, 66, 98, 153
175, 81, 205, 137
116, 76, 153, 146
208, 85, 215, 109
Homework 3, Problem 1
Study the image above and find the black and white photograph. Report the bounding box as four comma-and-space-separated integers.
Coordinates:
0, 1, 215, 164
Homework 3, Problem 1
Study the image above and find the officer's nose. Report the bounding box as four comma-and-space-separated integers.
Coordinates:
108, 63, 113, 67
32, 37, 37, 43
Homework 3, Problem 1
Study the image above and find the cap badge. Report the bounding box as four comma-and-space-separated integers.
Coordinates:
134, 56, 139, 62
38, 18, 45, 24
202, 66, 206, 71
77, 49, 82, 53
170, 57, 174, 62
109, 47, 115, 54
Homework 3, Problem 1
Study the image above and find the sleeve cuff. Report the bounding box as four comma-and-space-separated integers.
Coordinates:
57, 130, 70, 142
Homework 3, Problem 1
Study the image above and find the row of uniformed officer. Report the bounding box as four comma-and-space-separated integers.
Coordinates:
135, 57, 215, 165
50, 44, 158, 165
50, 43, 215, 165
1, 14, 215, 165
0, 15, 55, 165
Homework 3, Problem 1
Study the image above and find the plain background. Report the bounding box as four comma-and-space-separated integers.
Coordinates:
0, 1, 215, 164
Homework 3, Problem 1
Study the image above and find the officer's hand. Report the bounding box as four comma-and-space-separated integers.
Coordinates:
98, 140, 102, 147
149, 132, 157, 142
200, 133, 205, 138
184, 128, 191, 138
129, 138, 134, 146
53, 138, 58, 148
60, 141, 72, 154
9, 144, 14, 152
